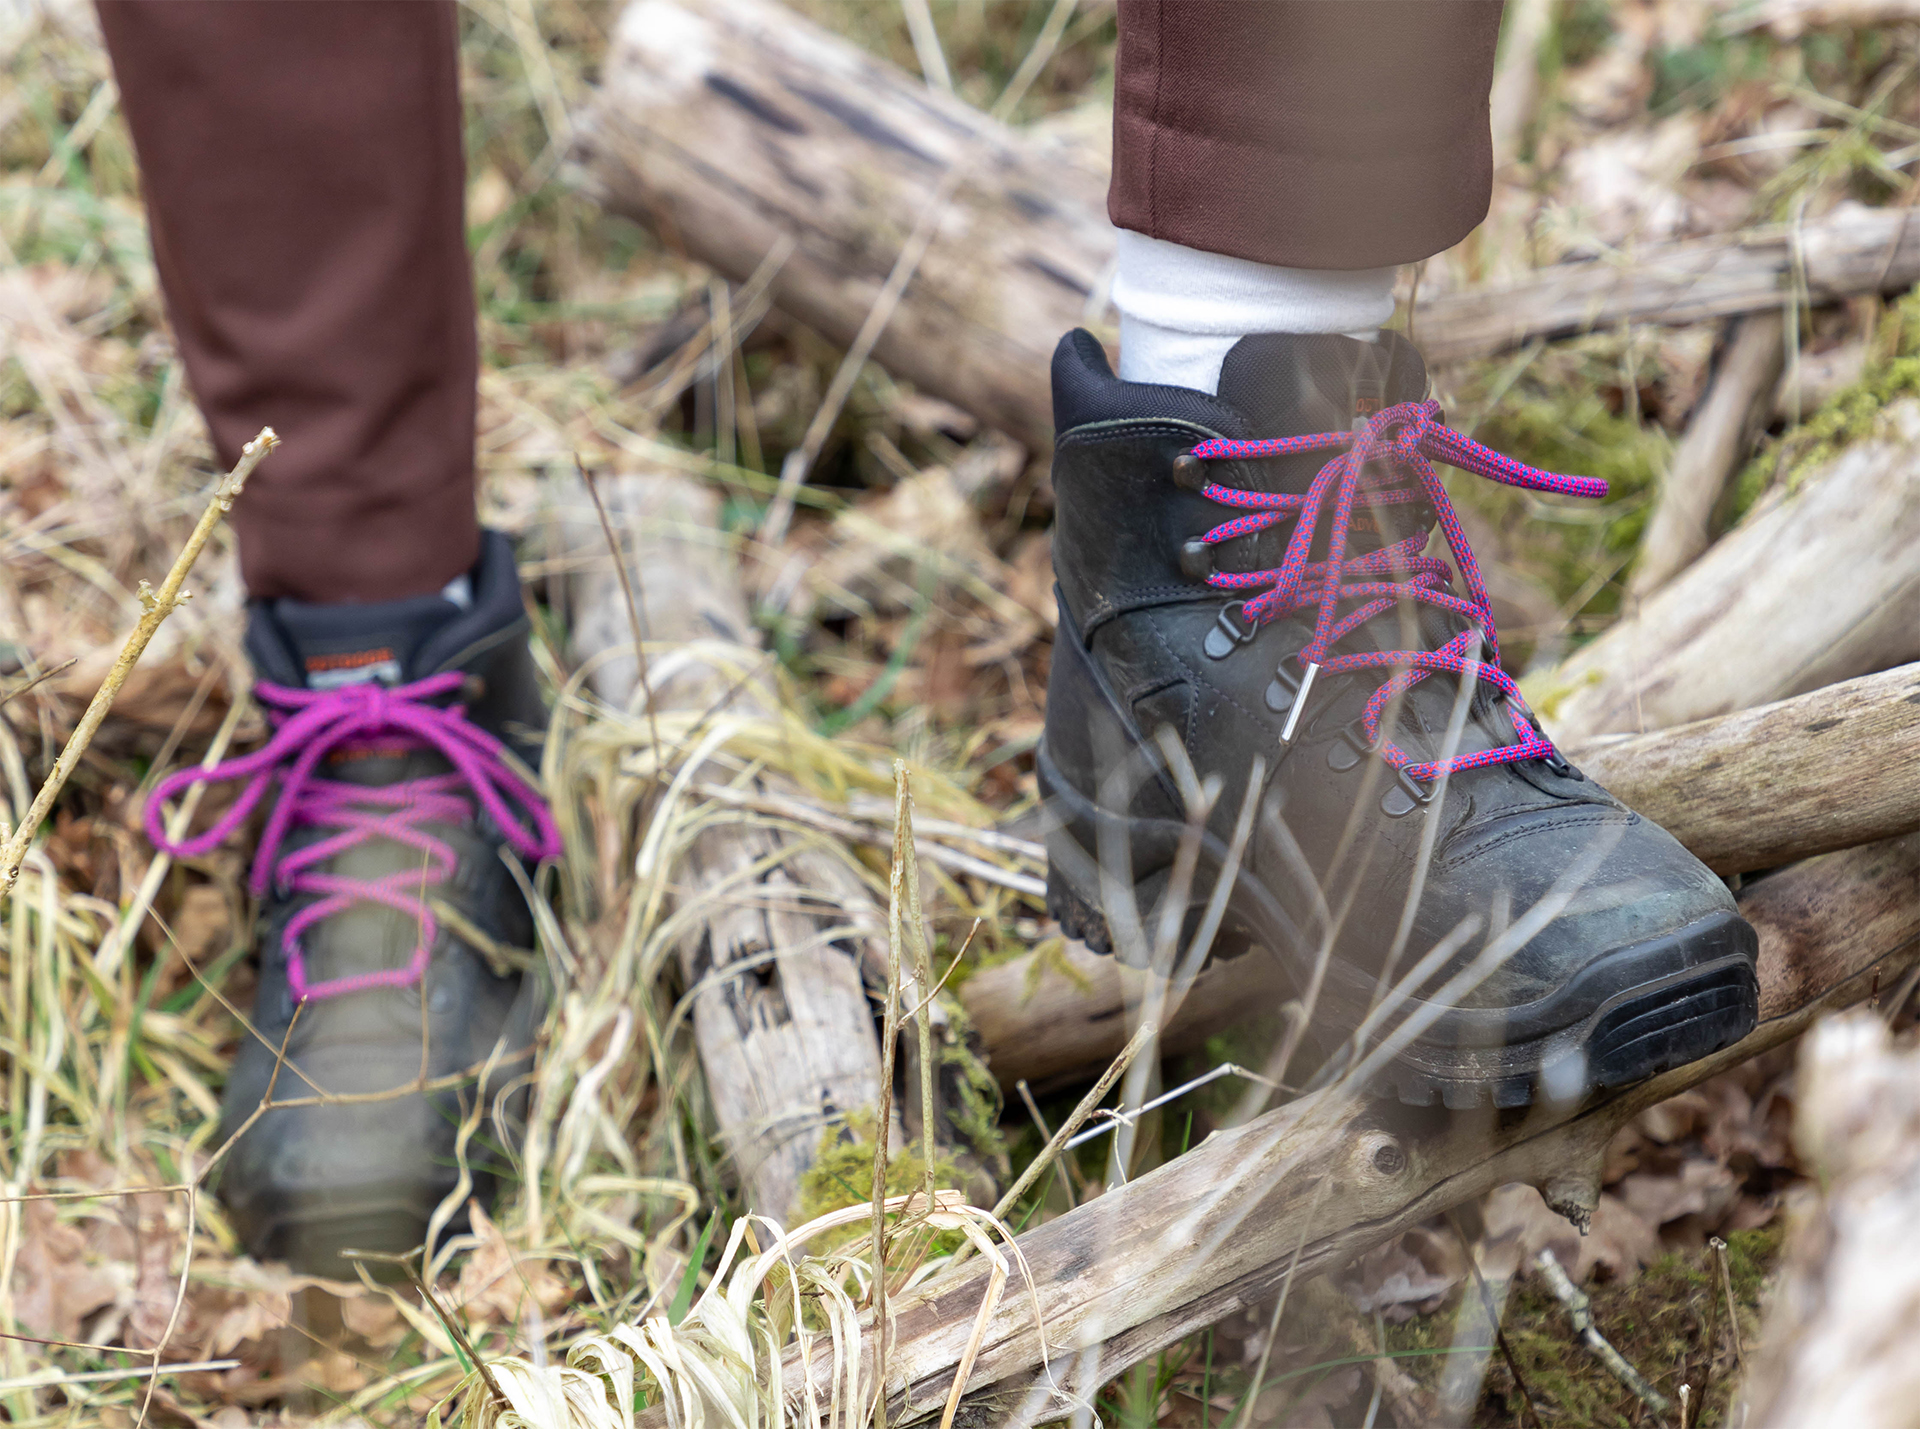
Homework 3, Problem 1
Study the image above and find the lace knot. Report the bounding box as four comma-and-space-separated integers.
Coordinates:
145, 671, 559, 1002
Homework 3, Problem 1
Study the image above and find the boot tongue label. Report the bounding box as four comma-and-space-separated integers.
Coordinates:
306, 647, 402, 690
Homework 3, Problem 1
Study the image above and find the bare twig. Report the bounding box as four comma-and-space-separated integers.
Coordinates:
581, 457, 663, 764
0, 658, 75, 712
1534, 1249, 1673, 1415
0, 428, 278, 891
1710, 1235, 1744, 1371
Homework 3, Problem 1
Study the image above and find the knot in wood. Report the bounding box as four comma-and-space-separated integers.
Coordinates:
1355, 1131, 1407, 1180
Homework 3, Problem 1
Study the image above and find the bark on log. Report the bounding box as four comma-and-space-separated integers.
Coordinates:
568, 473, 897, 1220
1535, 399, 1920, 745
1572, 659, 1920, 876
577, 0, 1920, 446
963, 658, 1920, 1085
1627, 311, 1787, 598
1416, 209, 1920, 366
573, 0, 1112, 455
960, 940, 1287, 1093
832, 833, 1920, 1427
1739, 1009, 1920, 1428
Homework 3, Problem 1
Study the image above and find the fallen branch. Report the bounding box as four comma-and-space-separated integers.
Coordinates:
0, 427, 276, 893
577, 0, 1920, 447
1534, 1249, 1671, 1415
573, 0, 1108, 454
825, 831, 1920, 1426
1628, 311, 1787, 598
1570, 658, 1920, 875
1416, 210, 1920, 365
568, 473, 901, 1220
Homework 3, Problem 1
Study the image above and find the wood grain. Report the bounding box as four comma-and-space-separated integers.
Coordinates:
568, 473, 894, 1220
1571, 659, 1920, 875
827, 834, 1920, 1426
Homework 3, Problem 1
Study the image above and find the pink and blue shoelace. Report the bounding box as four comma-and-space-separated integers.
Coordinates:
1186, 399, 1607, 784
146, 672, 561, 1002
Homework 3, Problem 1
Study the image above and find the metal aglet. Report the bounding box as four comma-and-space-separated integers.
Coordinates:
1279, 662, 1319, 744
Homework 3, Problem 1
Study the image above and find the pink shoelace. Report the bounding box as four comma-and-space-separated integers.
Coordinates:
1187, 399, 1607, 785
147, 672, 562, 1002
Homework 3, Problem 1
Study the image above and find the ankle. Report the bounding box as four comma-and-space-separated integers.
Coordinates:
1111, 230, 1398, 393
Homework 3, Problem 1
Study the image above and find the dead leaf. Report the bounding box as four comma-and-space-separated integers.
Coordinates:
1337, 1225, 1468, 1320
450, 1203, 571, 1329
11, 1197, 123, 1341
340, 1293, 408, 1349
1482, 1182, 1661, 1283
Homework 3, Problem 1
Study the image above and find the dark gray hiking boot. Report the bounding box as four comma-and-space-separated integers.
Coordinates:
147, 530, 558, 1272
1039, 329, 1758, 1109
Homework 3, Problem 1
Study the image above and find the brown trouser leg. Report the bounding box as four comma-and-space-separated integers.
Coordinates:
1110, 0, 1507, 270
96, 1, 480, 604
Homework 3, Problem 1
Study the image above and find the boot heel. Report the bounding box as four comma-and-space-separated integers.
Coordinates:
1046, 860, 1114, 956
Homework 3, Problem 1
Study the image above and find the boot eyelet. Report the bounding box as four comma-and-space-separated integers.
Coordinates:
1542, 749, 1580, 780
1327, 720, 1371, 772
1172, 453, 1207, 491
1381, 767, 1436, 818
1264, 658, 1301, 714
1203, 602, 1255, 660
1178, 539, 1215, 582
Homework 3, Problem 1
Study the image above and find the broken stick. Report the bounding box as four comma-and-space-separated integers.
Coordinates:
1628, 310, 1787, 598
804, 831, 1920, 1427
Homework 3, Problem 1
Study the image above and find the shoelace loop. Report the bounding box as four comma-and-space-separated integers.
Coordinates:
1188, 399, 1607, 783
146, 672, 561, 1002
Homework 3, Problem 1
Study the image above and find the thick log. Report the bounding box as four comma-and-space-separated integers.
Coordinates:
841, 833, 1920, 1426
1535, 399, 1920, 744
963, 658, 1920, 1084
577, 0, 1920, 446
1627, 311, 1787, 598
1416, 209, 1920, 366
960, 940, 1286, 1093
1572, 659, 1920, 876
573, 0, 1111, 454
1739, 1010, 1920, 1427
568, 473, 896, 1220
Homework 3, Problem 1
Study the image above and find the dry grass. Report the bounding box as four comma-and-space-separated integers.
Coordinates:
3, 0, 1919, 1424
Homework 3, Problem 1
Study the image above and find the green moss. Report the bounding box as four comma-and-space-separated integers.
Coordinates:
935, 995, 1009, 1169
1450, 1225, 1785, 1427
1732, 286, 1920, 519
795, 1107, 965, 1231
1733, 356, 1920, 516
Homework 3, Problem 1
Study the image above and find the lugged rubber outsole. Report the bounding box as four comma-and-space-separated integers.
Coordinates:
1044, 854, 1760, 1110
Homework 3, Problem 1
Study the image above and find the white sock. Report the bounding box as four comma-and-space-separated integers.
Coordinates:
1111, 230, 1399, 394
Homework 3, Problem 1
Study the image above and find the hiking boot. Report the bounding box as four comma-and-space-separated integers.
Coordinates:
148, 530, 559, 1272
1039, 330, 1758, 1109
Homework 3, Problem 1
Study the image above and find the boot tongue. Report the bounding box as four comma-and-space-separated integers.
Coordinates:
245, 592, 468, 787
248, 592, 465, 691
1210, 332, 1433, 558
1215, 331, 1429, 454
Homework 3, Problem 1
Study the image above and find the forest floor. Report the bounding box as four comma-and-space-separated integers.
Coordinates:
3, 0, 1918, 1424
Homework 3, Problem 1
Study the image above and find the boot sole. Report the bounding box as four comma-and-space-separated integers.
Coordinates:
1040, 758, 1759, 1110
